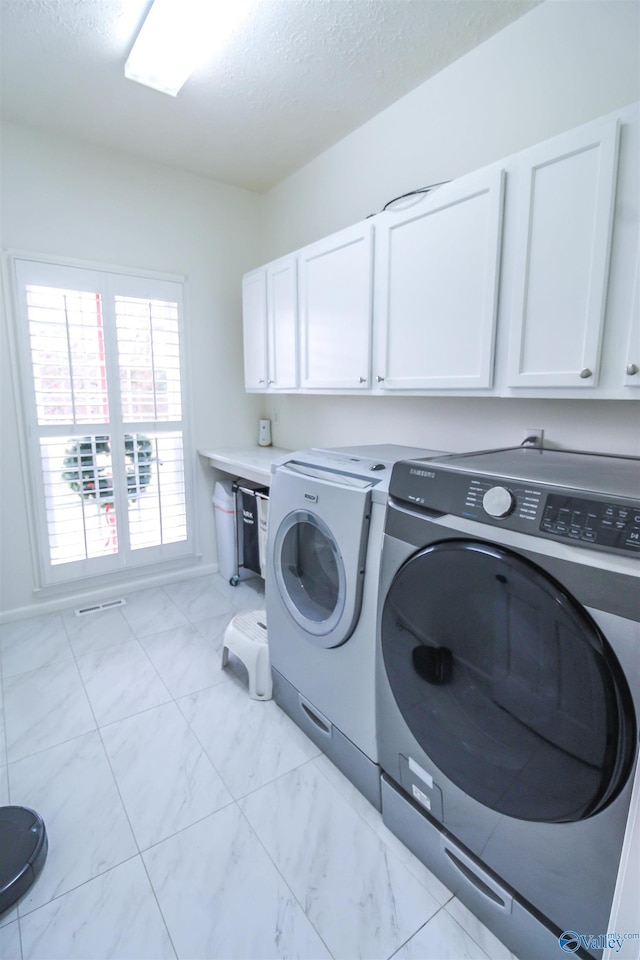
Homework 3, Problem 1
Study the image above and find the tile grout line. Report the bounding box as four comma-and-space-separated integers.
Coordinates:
122, 580, 266, 959
164, 639, 343, 957
135, 854, 179, 960
310, 748, 508, 958
234, 761, 337, 960
440, 902, 499, 960
63, 602, 187, 958
385, 905, 445, 960
311, 755, 457, 906
172, 672, 243, 802
12, 612, 141, 930
16, 852, 142, 922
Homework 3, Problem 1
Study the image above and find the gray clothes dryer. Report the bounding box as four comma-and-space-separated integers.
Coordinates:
266, 444, 442, 809
375, 447, 639, 960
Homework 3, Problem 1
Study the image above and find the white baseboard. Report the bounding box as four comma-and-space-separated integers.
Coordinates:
0, 562, 220, 624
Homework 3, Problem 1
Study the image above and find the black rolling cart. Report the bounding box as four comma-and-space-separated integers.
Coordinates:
229, 479, 269, 586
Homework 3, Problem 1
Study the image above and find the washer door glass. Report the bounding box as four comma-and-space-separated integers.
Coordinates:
381, 539, 636, 823
274, 510, 346, 646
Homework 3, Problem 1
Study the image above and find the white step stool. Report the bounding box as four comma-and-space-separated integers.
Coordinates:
221, 610, 272, 700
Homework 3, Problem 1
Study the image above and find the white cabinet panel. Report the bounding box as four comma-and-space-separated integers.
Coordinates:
506, 117, 620, 388
242, 269, 268, 390
589, 104, 640, 397
267, 257, 298, 390
623, 259, 639, 389
242, 256, 298, 392
375, 167, 504, 390
299, 222, 373, 390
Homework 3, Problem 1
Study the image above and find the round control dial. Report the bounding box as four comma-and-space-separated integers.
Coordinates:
482, 485, 515, 519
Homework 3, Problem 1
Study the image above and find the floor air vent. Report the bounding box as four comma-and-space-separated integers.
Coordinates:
74, 598, 126, 617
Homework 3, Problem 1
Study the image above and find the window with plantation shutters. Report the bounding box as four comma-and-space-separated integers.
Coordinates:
11, 257, 194, 587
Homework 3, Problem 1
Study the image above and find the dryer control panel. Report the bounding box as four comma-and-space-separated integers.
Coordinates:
389, 455, 640, 557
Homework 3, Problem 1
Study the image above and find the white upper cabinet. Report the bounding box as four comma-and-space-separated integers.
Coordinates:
374, 167, 505, 391
505, 116, 620, 389
242, 268, 268, 390
298, 221, 374, 390
241, 104, 638, 400
242, 255, 298, 391
266, 257, 298, 390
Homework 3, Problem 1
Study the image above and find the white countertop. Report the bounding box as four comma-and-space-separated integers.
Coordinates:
199, 446, 291, 485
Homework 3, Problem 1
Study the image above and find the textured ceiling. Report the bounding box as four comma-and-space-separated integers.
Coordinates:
0, 0, 541, 192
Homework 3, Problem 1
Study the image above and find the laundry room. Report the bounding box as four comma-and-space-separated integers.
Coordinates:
0, 1, 639, 959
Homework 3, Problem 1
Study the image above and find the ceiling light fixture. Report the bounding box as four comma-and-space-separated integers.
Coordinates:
125, 0, 258, 97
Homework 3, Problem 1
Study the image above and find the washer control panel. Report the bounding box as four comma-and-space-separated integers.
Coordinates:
389, 460, 640, 557
541, 494, 640, 552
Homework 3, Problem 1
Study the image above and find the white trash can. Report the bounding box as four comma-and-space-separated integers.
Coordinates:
212, 480, 256, 583
212, 480, 237, 582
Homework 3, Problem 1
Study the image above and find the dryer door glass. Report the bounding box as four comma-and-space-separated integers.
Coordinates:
274, 510, 347, 644
381, 539, 636, 823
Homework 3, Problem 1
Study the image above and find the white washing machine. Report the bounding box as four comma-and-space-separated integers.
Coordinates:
266, 444, 443, 809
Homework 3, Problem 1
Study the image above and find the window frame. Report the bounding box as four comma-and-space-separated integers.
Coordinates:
6, 252, 197, 591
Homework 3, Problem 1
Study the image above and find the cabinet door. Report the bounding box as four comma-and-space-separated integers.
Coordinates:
267, 257, 298, 390
375, 167, 504, 390
622, 258, 640, 389
299, 222, 373, 390
506, 117, 620, 388
242, 269, 268, 390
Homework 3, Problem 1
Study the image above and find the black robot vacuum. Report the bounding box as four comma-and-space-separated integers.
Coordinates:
0, 807, 48, 914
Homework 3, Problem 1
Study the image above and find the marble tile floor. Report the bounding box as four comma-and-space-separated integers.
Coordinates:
0, 573, 517, 960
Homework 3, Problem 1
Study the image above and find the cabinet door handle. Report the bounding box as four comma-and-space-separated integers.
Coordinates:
376, 375, 385, 382
579, 368, 593, 379
258, 379, 265, 384
268, 379, 275, 384
359, 377, 366, 383
626, 363, 639, 376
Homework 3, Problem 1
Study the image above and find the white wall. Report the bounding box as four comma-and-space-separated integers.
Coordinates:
258, 0, 640, 458
0, 123, 263, 618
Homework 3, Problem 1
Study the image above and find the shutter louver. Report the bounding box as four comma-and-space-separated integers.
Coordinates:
115, 296, 182, 422
27, 286, 109, 425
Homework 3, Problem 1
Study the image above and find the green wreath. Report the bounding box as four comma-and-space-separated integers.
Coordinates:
62, 435, 154, 508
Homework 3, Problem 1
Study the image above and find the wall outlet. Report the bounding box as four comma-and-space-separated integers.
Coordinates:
523, 427, 544, 447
